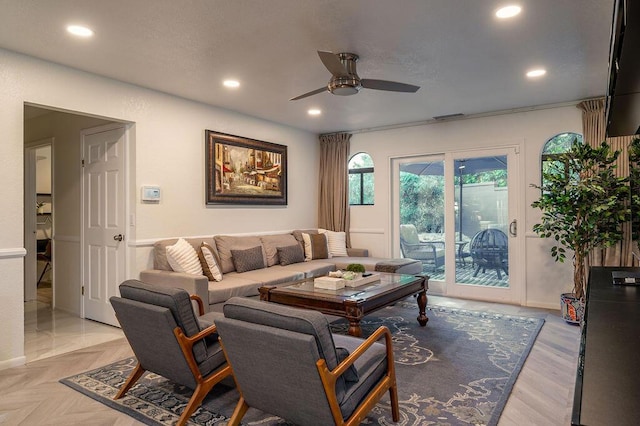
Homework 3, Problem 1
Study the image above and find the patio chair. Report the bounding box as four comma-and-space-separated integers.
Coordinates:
110, 280, 232, 426
399, 224, 445, 270
215, 297, 399, 426
469, 229, 509, 279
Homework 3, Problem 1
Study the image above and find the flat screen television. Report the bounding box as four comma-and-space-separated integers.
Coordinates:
605, 0, 640, 137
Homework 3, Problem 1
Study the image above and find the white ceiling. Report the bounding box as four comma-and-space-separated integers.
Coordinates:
0, 0, 615, 134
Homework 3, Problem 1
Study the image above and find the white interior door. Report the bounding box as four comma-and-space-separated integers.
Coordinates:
82, 124, 126, 326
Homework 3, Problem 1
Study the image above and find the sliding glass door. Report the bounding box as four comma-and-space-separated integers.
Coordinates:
392, 147, 520, 303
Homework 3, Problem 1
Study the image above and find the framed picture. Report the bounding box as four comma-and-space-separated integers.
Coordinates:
206, 130, 287, 205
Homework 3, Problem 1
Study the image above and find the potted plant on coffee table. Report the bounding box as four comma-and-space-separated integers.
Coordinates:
531, 141, 629, 323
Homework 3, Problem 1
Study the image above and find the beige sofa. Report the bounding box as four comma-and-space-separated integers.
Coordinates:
139, 229, 422, 312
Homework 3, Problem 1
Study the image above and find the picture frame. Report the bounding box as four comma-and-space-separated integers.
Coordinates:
206, 130, 287, 205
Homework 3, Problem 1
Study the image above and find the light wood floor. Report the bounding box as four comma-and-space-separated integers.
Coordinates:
0, 295, 580, 425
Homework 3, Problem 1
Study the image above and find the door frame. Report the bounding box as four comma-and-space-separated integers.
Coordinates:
24, 137, 54, 303
390, 144, 525, 305
445, 146, 523, 304
80, 122, 131, 322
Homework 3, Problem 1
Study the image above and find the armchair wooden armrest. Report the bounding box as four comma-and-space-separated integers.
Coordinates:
316, 326, 398, 425
174, 324, 230, 385
190, 294, 205, 316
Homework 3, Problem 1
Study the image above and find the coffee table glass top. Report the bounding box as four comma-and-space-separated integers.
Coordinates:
273, 273, 421, 301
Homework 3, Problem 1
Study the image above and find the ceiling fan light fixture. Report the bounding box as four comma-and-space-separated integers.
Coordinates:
495, 5, 522, 19
329, 76, 362, 96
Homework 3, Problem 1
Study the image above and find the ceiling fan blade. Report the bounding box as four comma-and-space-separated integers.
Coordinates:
317, 51, 349, 77
361, 79, 420, 93
290, 87, 328, 101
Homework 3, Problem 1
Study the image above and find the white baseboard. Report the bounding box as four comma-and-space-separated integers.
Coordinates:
0, 355, 26, 371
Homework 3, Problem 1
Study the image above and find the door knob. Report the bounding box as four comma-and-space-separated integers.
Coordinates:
509, 220, 517, 237
113, 234, 124, 242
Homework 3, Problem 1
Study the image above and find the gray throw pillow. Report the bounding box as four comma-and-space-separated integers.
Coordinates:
231, 246, 266, 273
277, 244, 304, 266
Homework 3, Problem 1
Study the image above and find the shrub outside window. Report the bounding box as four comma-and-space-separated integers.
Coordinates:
349, 152, 374, 205
541, 132, 583, 186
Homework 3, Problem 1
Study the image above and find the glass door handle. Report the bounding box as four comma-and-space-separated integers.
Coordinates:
509, 220, 517, 237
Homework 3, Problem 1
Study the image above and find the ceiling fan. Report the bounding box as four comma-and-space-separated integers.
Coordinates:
290, 51, 420, 101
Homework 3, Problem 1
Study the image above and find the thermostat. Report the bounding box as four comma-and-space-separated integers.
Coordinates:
141, 186, 161, 202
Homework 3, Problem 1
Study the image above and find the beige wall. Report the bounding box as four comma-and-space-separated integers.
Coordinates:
0, 48, 319, 369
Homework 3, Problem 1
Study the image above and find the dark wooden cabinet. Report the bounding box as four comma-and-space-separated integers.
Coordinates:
572, 267, 640, 425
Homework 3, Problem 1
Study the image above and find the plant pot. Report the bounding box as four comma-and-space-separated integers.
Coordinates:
560, 292, 584, 324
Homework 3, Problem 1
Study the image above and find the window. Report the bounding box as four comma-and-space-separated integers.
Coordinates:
349, 152, 374, 205
541, 132, 583, 185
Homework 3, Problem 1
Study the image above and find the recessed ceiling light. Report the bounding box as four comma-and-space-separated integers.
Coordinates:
526, 68, 547, 78
496, 5, 522, 19
308, 109, 322, 116
223, 80, 240, 88
66, 25, 94, 37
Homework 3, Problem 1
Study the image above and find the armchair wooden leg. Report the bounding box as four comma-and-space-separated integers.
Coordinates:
389, 384, 400, 422
176, 365, 233, 426
227, 396, 249, 426
177, 383, 207, 426
114, 363, 146, 400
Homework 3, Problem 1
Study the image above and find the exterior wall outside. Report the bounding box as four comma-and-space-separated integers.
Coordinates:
348, 106, 580, 308
0, 49, 319, 368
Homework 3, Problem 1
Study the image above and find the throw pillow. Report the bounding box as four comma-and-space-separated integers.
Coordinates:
166, 238, 203, 276
302, 232, 329, 261
198, 242, 223, 282
277, 244, 305, 266
319, 229, 348, 257
260, 233, 299, 267
231, 246, 266, 273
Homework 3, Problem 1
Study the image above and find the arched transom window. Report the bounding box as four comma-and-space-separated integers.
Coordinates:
348, 152, 374, 205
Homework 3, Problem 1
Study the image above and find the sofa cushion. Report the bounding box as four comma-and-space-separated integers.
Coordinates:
231, 246, 266, 273
198, 242, 223, 282
215, 235, 267, 273
277, 244, 305, 266
232, 267, 304, 287
166, 238, 204, 276
260, 233, 299, 267
319, 229, 348, 257
207, 275, 264, 305
302, 232, 330, 261
281, 259, 336, 278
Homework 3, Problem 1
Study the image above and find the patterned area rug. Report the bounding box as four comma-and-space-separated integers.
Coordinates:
60, 300, 544, 426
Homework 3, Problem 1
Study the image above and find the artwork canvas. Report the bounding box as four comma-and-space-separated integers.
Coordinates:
206, 130, 287, 205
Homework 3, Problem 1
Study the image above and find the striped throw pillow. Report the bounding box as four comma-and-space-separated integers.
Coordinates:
166, 238, 203, 276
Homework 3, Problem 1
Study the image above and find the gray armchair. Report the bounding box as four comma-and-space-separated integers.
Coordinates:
110, 280, 232, 426
399, 224, 445, 270
215, 297, 399, 426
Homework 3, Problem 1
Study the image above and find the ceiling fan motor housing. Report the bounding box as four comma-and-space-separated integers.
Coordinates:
329, 52, 361, 96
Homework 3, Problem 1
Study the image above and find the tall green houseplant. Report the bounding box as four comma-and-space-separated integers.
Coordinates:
628, 138, 640, 250
531, 141, 629, 300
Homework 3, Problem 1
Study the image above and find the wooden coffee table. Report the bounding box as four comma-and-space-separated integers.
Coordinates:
259, 273, 428, 337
